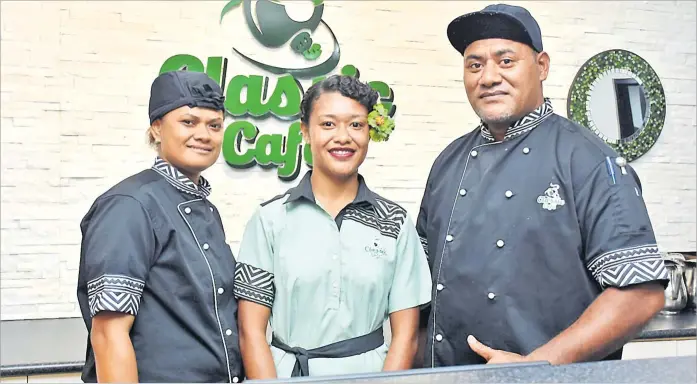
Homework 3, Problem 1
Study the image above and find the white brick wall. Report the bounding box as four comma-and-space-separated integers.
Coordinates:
1, 1, 695, 320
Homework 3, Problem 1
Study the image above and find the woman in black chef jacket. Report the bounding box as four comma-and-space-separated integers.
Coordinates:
76, 71, 243, 383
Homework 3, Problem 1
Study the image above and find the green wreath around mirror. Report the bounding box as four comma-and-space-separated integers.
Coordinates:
567, 49, 666, 162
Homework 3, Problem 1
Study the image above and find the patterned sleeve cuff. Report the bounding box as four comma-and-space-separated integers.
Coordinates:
419, 235, 429, 258
233, 262, 275, 308
87, 274, 145, 317
587, 244, 669, 288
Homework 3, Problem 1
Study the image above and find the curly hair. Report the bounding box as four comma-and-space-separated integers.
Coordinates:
300, 75, 379, 126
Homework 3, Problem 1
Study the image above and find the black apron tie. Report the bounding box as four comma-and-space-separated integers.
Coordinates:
271, 326, 384, 377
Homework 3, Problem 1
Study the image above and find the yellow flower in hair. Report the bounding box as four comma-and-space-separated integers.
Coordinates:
367, 103, 395, 142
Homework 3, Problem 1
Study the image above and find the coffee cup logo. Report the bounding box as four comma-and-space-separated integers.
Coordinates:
220, 0, 340, 78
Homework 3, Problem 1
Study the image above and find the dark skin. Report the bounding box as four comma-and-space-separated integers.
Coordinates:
90, 106, 225, 382
239, 92, 419, 379
149, 106, 225, 183
463, 38, 549, 141
415, 38, 666, 367
91, 312, 138, 383
468, 282, 665, 365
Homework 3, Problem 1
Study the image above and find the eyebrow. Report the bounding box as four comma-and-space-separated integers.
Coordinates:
465, 53, 483, 61
465, 48, 517, 61
494, 48, 516, 56
181, 114, 223, 123
319, 114, 366, 119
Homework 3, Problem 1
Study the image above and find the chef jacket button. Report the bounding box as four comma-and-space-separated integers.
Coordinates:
184, 207, 192, 214
203, 243, 210, 250
436, 283, 444, 291
225, 329, 232, 336
446, 234, 454, 242
459, 188, 467, 196
471, 150, 478, 158
218, 287, 224, 295
496, 239, 505, 248
488, 292, 496, 300
505, 190, 513, 198
209, 207, 214, 212
523, 147, 530, 154
435, 334, 443, 342
232, 377, 239, 383
333, 282, 338, 288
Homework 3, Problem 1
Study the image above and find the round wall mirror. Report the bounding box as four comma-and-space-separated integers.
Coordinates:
567, 49, 666, 161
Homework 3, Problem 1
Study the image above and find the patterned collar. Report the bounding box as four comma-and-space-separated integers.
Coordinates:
151, 157, 212, 198
480, 98, 554, 142
285, 171, 378, 206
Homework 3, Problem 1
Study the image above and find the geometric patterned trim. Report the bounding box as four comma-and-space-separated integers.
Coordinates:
586, 244, 669, 288
419, 235, 429, 258
87, 274, 145, 317
343, 198, 407, 240
151, 157, 211, 198
480, 98, 554, 142
233, 262, 275, 308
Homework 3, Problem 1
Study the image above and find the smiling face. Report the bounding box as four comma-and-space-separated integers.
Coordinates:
301, 91, 370, 181
149, 106, 224, 182
463, 38, 550, 128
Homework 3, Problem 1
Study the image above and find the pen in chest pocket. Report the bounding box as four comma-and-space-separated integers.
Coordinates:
605, 157, 617, 185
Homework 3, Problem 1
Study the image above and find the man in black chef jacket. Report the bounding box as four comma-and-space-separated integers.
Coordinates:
416, 4, 669, 367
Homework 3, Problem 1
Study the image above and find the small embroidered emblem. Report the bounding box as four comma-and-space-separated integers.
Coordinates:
364, 237, 387, 259
537, 183, 566, 211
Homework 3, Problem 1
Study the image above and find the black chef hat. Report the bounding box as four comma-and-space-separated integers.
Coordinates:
148, 71, 226, 124
447, 3, 544, 56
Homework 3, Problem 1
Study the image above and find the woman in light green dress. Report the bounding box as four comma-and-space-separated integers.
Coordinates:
233, 75, 432, 379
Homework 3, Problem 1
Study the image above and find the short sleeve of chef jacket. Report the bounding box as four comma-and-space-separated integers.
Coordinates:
80, 195, 156, 318
576, 161, 669, 289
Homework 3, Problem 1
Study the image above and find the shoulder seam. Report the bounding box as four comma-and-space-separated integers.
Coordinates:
374, 195, 407, 213
552, 114, 617, 157
260, 193, 289, 207
96, 193, 147, 207
101, 170, 166, 201
576, 158, 610, 197
373, 196, 408, 236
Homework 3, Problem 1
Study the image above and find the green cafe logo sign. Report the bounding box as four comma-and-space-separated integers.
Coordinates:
157, 0, 397, 181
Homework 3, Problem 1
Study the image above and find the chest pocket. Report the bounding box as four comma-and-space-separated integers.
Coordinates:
343, 222, 397, 284
502, 174, 573, 239
491, 144, 573, 235
496, 167, 583, 283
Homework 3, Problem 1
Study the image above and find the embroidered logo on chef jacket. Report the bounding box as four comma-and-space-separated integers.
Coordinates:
364, 237, 387, 259
537, 182, 566, 211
